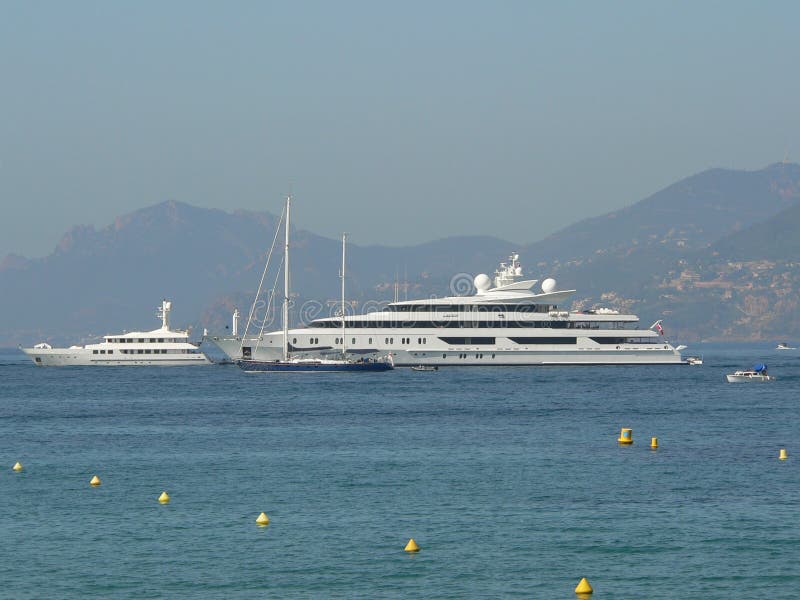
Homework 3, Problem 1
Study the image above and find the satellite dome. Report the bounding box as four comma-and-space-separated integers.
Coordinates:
474, 273, 491, 292
541, 278, 557, 293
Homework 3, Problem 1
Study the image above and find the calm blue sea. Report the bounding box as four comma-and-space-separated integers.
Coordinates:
1, 344, 799, 599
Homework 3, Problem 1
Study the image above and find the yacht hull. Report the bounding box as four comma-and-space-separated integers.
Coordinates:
209, 335, 683, 366
22, 348, 210, 366
726, 374, 773, 382
237, 360, 393, 372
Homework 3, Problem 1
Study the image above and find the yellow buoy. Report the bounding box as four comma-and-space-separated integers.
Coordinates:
779, 448, 788, 460
12, 462, 23, 472
617, 428, 633, 444
256, 512, 270, 526
650, 436, 659, 449
574, 577, 593, 594
158, 491, 170, 504
404, 538, 420, 552
90, 475, 101, 486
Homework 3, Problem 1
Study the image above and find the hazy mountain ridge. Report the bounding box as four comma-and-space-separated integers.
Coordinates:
524, 163, 800, 262
2, 164, 800, 345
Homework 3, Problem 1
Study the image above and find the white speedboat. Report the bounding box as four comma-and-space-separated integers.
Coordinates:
686, 356, 703, 365
21, 300, 210, 366
776, 343, 796, 350
210, 252, 684, 366
726, 364, 773, 382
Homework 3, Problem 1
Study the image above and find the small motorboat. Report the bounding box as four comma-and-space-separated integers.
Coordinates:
686, 356, 703, 365
776, 343, 796, 350
726, 363, 774, 382
411, 365, 438, 372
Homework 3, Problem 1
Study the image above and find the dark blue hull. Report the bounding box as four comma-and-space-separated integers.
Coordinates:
237, 360, 393, 373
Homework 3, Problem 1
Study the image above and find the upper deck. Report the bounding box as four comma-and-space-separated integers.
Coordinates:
309, 253, 641, 328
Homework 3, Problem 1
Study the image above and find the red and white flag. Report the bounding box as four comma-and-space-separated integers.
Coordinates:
656, 322, 664, 335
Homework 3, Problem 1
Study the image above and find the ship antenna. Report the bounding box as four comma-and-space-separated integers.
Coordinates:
341, 232, 347, 359
283, 195, 291, 361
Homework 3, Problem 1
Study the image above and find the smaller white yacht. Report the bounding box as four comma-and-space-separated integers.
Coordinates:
726, 364, 773, 382
21, 300, 210, 366
686, 356, 703, 365
776, 343, 796, 350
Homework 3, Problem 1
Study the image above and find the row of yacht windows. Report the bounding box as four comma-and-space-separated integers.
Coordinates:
286, 335, 664, 347
388, 304, 550, 313
92, 349, 200, 354
293, 337, 429, 346
310, 320, 631, 329
105, 338, 184, 343
443, 337, 666, 346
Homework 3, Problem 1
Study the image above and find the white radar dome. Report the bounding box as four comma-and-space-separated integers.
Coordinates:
541, 278, 557, 293
474, 273, 491, 292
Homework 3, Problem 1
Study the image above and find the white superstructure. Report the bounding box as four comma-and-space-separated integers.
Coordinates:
22, 300, 210, 366
209, 254, 684, 366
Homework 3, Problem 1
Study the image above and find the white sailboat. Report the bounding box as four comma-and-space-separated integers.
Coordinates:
237, 197, 392, 373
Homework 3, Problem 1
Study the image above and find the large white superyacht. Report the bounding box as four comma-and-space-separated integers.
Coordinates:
22, 300, 210, 366
208, 254, 684, 366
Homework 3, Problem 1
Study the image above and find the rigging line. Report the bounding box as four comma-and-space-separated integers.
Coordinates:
253, 252, 284, 354
240, 205, 285, 353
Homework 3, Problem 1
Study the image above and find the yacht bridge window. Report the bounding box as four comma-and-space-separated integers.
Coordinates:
509, 337, 577, 345
438, 337, 496, 345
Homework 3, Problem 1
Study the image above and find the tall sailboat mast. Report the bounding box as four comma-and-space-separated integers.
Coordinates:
283, 196, 291, 362
341, 233, 347, 358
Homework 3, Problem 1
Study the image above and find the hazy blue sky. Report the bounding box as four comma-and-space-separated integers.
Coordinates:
1, 1, 798, 258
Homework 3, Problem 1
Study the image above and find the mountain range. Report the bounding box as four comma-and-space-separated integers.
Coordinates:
2, 162, 799, 346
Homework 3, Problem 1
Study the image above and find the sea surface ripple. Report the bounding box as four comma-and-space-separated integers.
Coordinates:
1, 343, 798, 598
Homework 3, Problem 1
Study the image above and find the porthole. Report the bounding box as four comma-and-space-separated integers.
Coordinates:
616, 346, 620, 350
442, 354, 447, 359
293, 338, 297, 344
390, 338, 394, 344
352, 338, 355, 345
